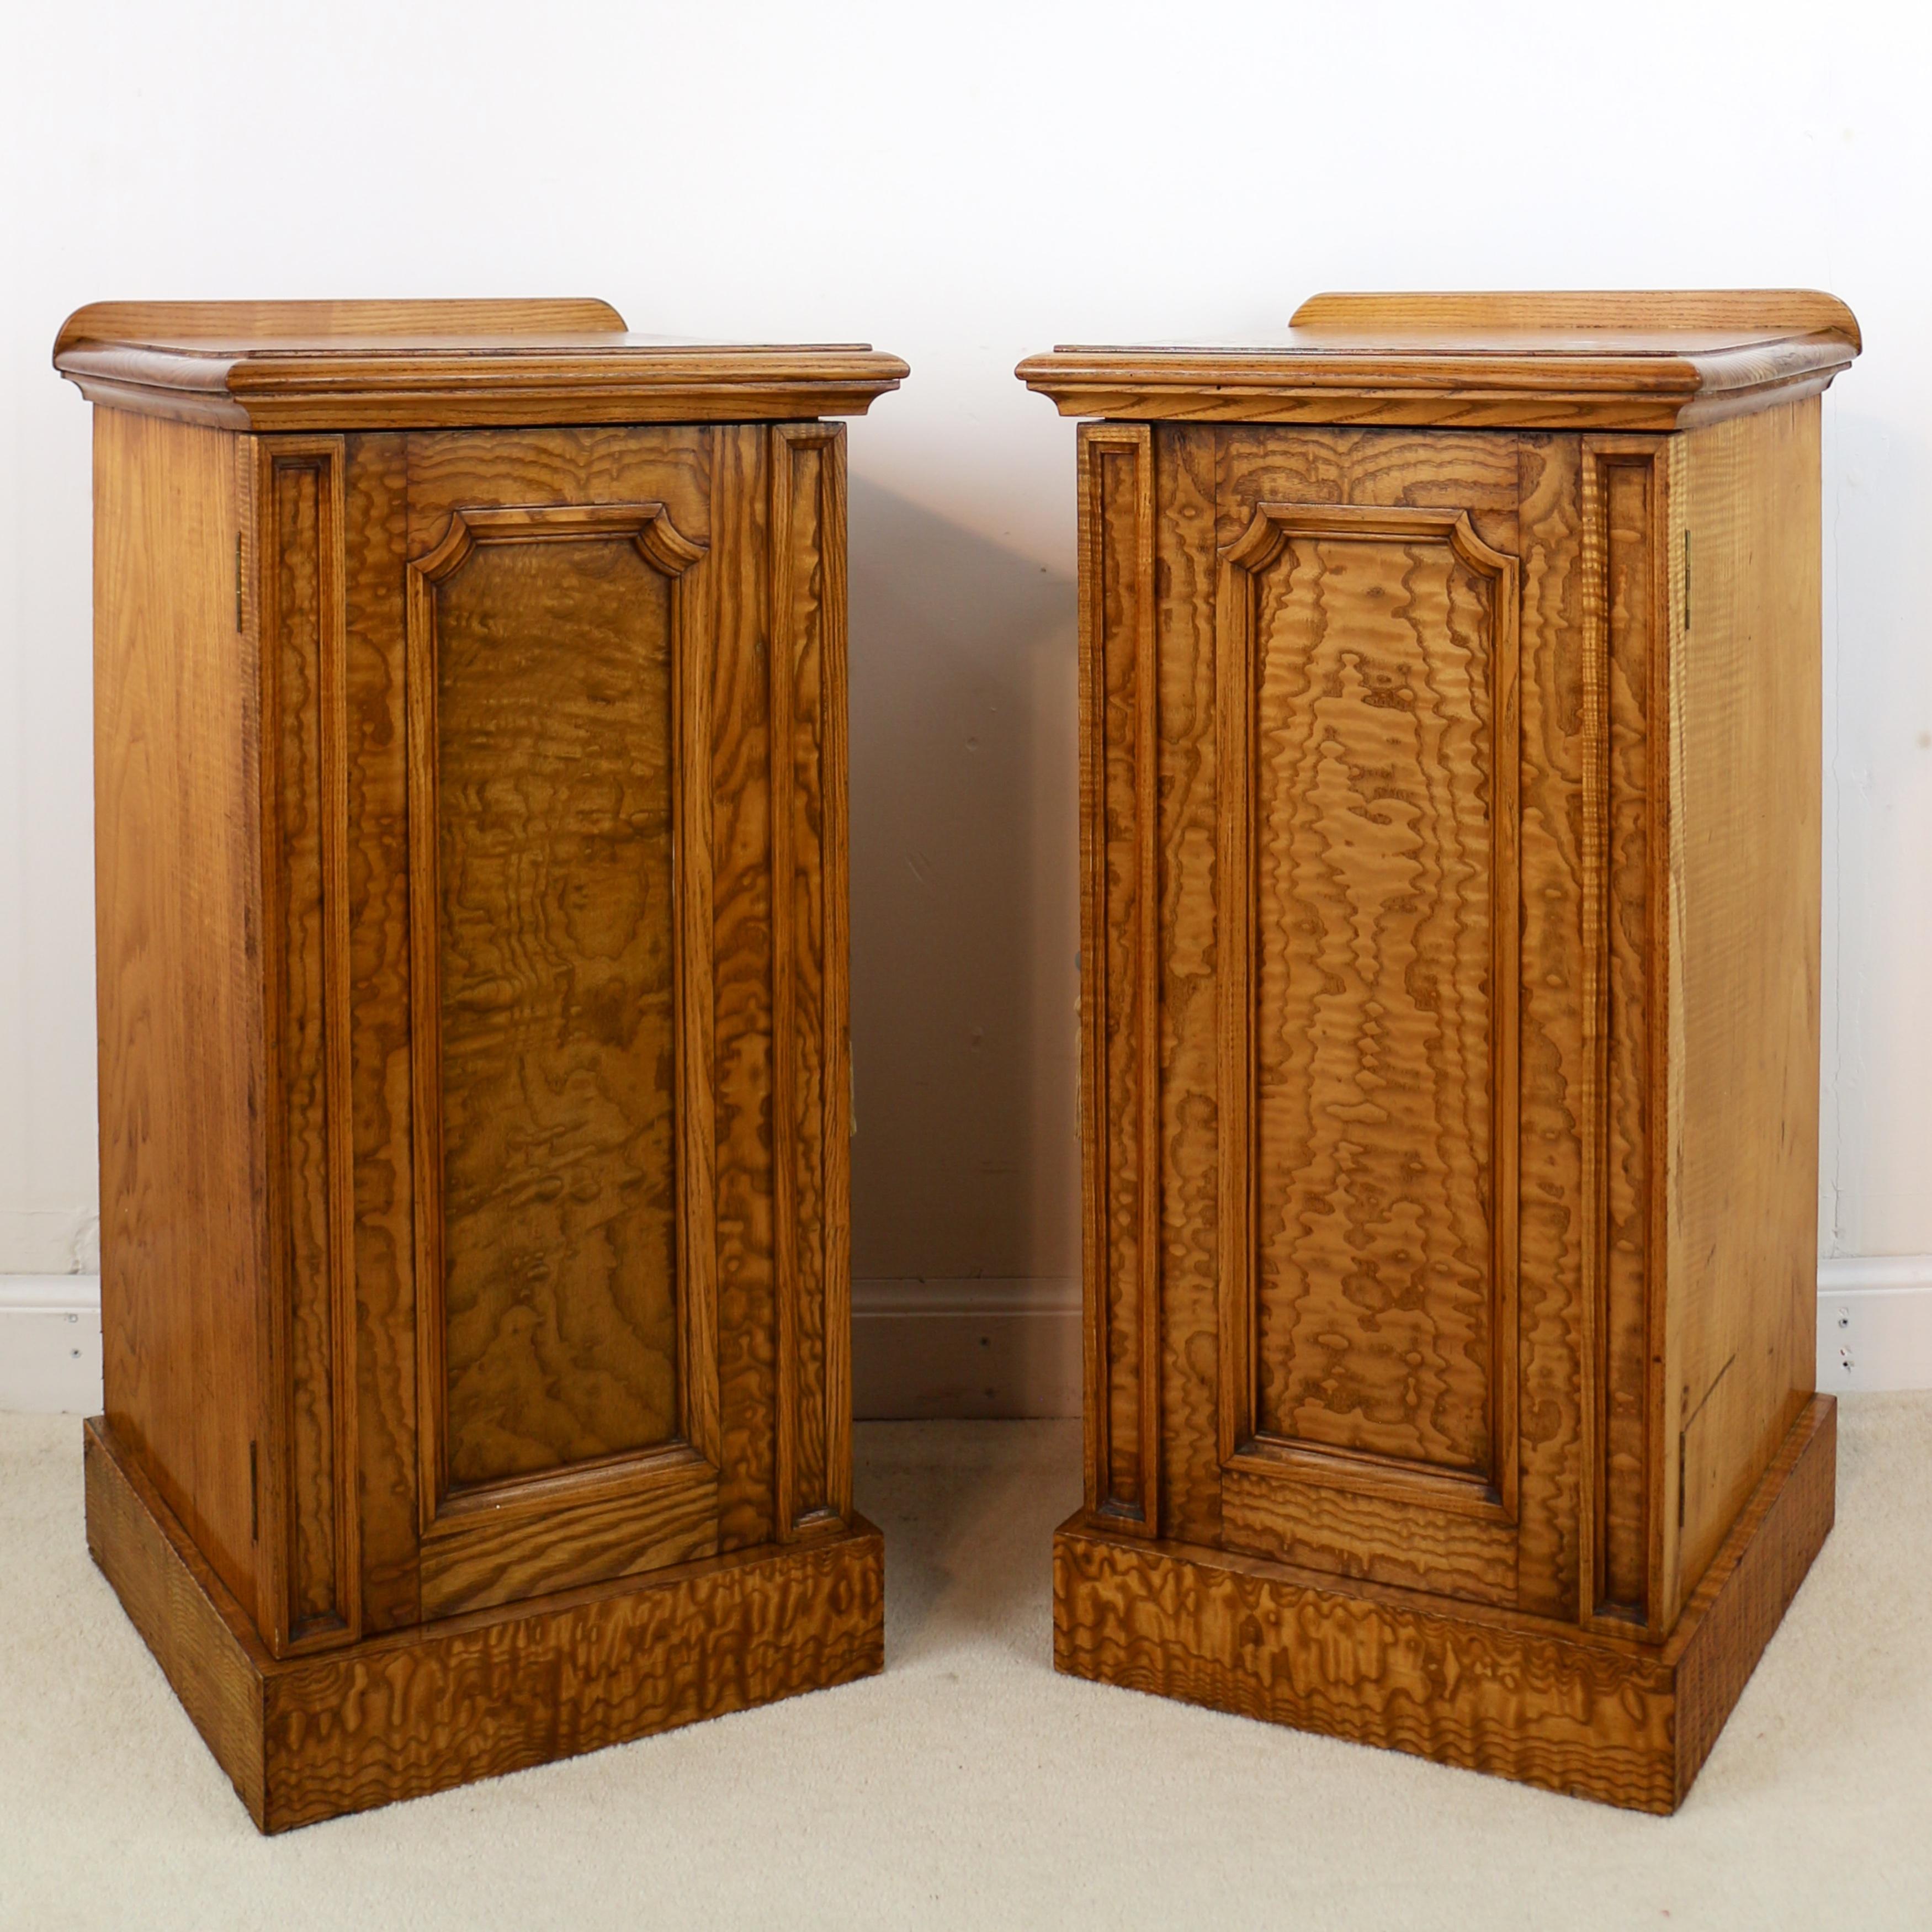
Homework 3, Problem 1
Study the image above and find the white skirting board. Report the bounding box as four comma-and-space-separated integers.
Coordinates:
1817, 1256, 1932, 1393
0, 1276, 104, 1414
2, 1265, 1924, 1415
853, 1278, 1081, 1419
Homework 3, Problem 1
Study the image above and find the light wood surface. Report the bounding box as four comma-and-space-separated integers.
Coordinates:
1666, 401, 1823, 1615
92, 410, 264, 1626
1034, 291, 1854, 1809
54, 300, 907, 429
1016, 290, 1857, 429
68, 301, 891, 1827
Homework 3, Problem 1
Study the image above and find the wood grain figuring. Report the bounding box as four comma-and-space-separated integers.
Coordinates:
770, 424, 853, 1536
85, 1417, 884, 1834
412, 507, 692, 1492
1056, 1394, 1835, 1813
1151, 424, 1225, 1549
257, 435, 361, 1652
1058, 1517, 1675, 1810
1079, 423, 1161, 1532
1579, 437, 1671, 1630
1667, 400, 1823, 1611
418, 1447, 718, 1617
1222, 1455, 1517, 1604
709, 424, 780, 1552
93, 408, 264, 1617
340, 432, 421, 1633
396, 445, 732, 1614
1229, 502, 1518, 1484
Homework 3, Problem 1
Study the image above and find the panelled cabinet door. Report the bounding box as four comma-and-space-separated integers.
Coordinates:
1209, 431, 1525, 1606
401, 429, 723, 1618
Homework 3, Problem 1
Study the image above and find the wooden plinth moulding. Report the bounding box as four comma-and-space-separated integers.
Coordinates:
57, 301, 906, 1830
1020, 290, 1859, 1810
86, 1418, 885, 1833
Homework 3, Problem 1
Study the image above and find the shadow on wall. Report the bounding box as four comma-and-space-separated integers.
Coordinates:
845, 476, 1081, 1414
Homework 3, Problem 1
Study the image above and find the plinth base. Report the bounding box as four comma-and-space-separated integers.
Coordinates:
84, 1418, 885, 1833
1053, 1395, 1834, 1813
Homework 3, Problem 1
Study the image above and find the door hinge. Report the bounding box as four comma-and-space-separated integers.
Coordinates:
235, 533, 245, 634
250, 1439, 259, 1542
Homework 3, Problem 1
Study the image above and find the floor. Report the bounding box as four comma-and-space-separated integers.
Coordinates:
1, 1399, 1928, 1931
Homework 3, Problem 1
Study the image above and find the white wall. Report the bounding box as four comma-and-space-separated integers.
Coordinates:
4, 2, 1929, 1367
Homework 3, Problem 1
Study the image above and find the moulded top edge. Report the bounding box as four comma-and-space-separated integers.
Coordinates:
1015, 290, 1859, 427
52, 301, 911, 426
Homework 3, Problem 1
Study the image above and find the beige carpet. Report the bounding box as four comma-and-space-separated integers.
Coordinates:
1, 1400, 1928, 1930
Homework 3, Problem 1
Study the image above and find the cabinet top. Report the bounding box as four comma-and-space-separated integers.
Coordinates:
53, 299, 909, 430
1016, 290, 1860, 431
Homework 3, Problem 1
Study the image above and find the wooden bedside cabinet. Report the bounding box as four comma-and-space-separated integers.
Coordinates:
55, 299, 906, 1830
1018, 291, 1859, 1811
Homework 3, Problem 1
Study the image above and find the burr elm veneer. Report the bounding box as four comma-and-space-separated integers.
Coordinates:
1019, 291, 1860, 1811
56, 300, 905, 1830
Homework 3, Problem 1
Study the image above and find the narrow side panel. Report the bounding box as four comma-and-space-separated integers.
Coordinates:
1078, 422, 1160, 1533
1579, 435, 1671, 1631
1153, 424, 1224, 1548
710, 424, 781, 1549
257, 434, 361, 1652
1513, 434, 1589, 1621
770, 423, 853, 1536
341, 432, 421, 1633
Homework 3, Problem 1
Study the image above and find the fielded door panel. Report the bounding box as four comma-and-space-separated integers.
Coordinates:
402, 430, 721, 1618
1212, 445, 1523, 1607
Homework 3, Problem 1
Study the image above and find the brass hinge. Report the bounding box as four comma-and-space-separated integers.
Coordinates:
249, 1440, 259, 1542
235, 533, 245, 633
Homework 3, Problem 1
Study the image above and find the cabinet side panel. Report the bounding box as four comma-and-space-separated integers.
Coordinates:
710, 424, 780, 1549
1154, 424, 1224, 1547
1514, 437, 1589, 1621
341, 433, 421, 1633
1668, 399, 1822, 1609
93, 407, 264, 1615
